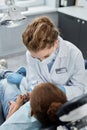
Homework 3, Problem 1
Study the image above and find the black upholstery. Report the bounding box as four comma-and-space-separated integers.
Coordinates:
0, 102, 5, 125
85, 60, 87, 69
57, 94, 87, 118
41, 125, 57, 130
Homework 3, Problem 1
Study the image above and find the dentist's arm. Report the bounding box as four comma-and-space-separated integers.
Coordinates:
63, 51, 86, 100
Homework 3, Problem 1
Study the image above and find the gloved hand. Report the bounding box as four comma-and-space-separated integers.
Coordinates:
7, 73, 24, 85
6, 67, 26, 85
16, 67, 26, 77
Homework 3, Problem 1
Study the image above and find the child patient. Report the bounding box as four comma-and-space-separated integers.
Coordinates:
6, 82, 67, 127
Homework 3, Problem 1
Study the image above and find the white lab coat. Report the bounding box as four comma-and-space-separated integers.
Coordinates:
25, 36, 86, 100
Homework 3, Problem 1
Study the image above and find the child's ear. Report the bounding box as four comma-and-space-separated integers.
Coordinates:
30, 110, 34, 116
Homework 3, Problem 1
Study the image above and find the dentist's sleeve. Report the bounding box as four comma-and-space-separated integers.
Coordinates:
26, 51, 44, 91
63, 51, 86, 100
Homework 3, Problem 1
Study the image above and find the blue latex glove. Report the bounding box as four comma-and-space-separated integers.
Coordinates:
7, 72, 23, 85
16, 67, 26, 77
58, 84, 66, 94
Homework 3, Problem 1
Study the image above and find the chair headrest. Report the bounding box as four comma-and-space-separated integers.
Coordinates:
57, 94, 87, 118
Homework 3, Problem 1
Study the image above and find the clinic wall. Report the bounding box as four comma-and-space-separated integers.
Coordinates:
45, 0, 59, 7
0, 12, 58, 57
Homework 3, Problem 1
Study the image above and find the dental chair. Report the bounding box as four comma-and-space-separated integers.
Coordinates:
41, 94, 87, 130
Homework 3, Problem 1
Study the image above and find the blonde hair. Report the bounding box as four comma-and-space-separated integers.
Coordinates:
30, 83, 67, 126
22, 16, 59, 52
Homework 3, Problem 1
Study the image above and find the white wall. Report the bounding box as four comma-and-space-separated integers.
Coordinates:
76, 0, 87, 8
45, 0, 59, 8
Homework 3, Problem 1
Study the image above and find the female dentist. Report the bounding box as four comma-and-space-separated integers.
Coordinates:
22, 16, 86, 100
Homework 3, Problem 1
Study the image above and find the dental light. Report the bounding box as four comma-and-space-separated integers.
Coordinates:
0, 0, 27, 27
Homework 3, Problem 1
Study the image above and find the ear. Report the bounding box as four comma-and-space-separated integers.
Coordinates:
30, 109, 34, 117
54, 39, 58, 48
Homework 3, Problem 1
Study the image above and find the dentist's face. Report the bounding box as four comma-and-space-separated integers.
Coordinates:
30, 40, 58, 61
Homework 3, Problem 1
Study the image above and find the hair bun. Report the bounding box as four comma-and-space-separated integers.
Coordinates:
47, 102, 63, 122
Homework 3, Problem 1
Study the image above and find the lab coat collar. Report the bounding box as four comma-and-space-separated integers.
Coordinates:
58, 36, 68, 57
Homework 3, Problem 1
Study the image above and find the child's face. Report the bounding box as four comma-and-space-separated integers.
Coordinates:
30, 40, 58, 61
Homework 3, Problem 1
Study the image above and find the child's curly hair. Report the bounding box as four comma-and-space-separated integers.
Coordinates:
30, 82, 67, 126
